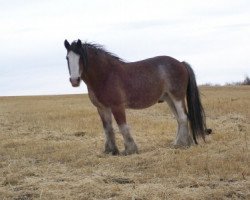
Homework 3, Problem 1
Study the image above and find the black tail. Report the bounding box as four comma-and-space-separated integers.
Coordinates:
183, 62, 207, 144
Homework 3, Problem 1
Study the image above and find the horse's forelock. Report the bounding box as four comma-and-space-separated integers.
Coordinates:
68, 41, 88, 67
69, 41, 80, 53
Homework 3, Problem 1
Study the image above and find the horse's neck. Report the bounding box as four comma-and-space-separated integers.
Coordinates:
84, 54, 120, 90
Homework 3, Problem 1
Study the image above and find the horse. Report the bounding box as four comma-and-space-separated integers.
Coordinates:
64, 39, 210, 155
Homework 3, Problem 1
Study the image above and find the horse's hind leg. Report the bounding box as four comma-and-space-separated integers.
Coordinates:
166, 97, 193, 147
111, 106, 138, 155
165, 95, 178, 118
97, 107, 119, 155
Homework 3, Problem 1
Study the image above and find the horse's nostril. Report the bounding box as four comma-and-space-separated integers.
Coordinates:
69, 77, 81, 87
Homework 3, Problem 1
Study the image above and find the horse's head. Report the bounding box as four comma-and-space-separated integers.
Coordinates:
64, 39, 86, 87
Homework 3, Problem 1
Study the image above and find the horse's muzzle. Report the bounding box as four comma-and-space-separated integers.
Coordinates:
70, 77, 81, 87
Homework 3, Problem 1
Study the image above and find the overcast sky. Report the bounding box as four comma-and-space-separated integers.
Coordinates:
0, 0, 250, 96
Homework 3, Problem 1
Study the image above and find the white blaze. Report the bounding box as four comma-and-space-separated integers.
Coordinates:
67, 51, 81, 79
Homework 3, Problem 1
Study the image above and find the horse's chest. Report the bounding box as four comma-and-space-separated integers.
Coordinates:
88, 89, 104, 108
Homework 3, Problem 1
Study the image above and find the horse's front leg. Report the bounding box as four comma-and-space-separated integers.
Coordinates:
97, 107, 119, 155
111, 106, 138, 155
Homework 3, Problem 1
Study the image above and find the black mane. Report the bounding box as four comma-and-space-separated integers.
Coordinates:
84, 42, 123, 62
70, 41, 124, 64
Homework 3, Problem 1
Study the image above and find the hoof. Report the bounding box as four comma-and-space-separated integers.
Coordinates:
104, 145, 119, 155
173, 143, 190, 149
104, 149, 119, 156
123, 142, 139, 155
173, 139, 194, 148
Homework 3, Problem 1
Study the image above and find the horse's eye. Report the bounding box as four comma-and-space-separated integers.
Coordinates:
66, 56, 69, 60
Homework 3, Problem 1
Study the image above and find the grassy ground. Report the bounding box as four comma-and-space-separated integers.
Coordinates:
0, 86, 249, 200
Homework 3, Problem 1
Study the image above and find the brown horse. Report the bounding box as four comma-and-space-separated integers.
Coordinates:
64, 39, 209, 155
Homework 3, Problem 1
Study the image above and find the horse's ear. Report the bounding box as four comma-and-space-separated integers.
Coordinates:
64, 40, 70, 50
77, 39, 82, 48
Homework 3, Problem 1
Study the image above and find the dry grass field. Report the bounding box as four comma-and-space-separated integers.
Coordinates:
0, 86, 249, 200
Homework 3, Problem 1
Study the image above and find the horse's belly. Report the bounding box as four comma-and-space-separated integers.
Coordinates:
127, 100, 158, 109
126, 87, 163, 109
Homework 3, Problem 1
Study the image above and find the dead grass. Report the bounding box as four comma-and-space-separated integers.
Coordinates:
0, 86, 249, 200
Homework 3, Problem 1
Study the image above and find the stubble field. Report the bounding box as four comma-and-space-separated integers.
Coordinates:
0, 86, 249, 200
